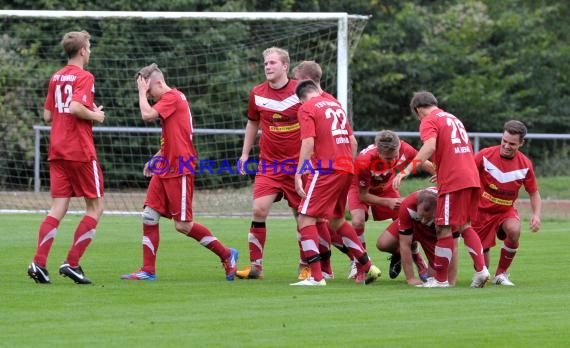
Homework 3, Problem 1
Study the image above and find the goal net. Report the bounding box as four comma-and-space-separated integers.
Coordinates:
0, 10, 368, 216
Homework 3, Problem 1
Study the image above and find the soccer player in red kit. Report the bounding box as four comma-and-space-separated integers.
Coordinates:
473, 120, 541, 286
292, 60, 337, 280
121, 63, 238, 281
27, 30, 105, 285
393, 91, 489, 288
236, 47, 302, 280
350, 130, 434, 279
290, 79, 381, 286
393, 188, 459, 286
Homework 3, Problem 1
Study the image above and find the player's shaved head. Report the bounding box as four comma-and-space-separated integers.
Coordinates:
136, 63, 164, 82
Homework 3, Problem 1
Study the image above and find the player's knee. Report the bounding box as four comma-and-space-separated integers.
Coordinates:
142, 206, 160, 225
252, 205, 269, 219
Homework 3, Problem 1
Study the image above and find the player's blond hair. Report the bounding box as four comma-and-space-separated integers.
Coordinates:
293, 60, 322, 83
61, 30, 90, 59
262, 47, 290, 70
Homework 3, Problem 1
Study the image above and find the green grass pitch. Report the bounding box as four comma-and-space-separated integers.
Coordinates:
1, 214, 569, 347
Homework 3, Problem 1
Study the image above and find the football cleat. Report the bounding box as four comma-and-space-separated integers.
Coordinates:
290, 277, 326, 286
388, 253, 402, 279
347, 260, 358, 279
222, 248, 239, 281
120, 270, 157, 281
297, 265, 311, 280
322, 271, 334, 280
470, 266, 490, 288
418, 277, 449, 288
59, 262, 92, 284
492, 273, 515, 286
236, 265, 264, 280
28, 262, 51, 284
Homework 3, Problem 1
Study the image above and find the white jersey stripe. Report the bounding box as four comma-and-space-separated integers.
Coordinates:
483, 156, 529, 183
92, 160, 101, 197
300, 171, 320, 215
444, 193, 450, 226
181, 176, 187, 221
254, 94, 300, 112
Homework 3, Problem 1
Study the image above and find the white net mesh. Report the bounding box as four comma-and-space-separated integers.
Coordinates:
0, 12, 368, 215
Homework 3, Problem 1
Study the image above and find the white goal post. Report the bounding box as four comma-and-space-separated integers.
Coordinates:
0, 10, 369, 215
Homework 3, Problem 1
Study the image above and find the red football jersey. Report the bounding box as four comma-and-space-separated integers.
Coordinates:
153, 89, 197, 178
247, 79, 300, 163
398, 189, 438, 250
355, 140, 418, 195
44, 65, 97, 161
419, 108, 479, 194
475, 145, 538, 212
298, 95, 353, 172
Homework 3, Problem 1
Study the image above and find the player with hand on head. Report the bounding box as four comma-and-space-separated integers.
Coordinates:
28, 30, 105, 285
473, 120, 541, 286
393, 91, 489, 288
121, 63, 238, 281
290, 79, 381, 286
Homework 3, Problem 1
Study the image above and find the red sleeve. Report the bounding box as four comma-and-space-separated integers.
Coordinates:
153, 92, 177, 120
356, 152, 371, 189
44, 79, 54, 111
247, 90, 260, 121
419, 116, 438, 143
72, 72, 94, 108
299, 104, 316, 140
397, 194, 416, 231
400, 141, 418, 160
523, 159, 538, 194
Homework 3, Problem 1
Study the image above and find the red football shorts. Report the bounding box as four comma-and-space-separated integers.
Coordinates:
347, 185, 400, 221
435, 187, 480, 227
252, 169, 301, 209
49, 159, 104, 199
144, 175, 194, 222
473, 208, 519, 249
298, 172, 352, 219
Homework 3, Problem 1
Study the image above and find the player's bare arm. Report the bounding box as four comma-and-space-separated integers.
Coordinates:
69, 100, 105, 123
529, 190, 542, 232
295, 137, 314, 198
358, 187, 402, 210
144, 150, 162, 177
43, 109, 52, 123
393, 137, 436, 189
238, 119, 260, 175
399, 233, 423, 286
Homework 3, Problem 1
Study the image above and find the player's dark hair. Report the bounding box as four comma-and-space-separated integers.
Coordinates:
295, 79, 319, 100
410, 91, 438, 115
375, 130, 400, 153
503, 120, 527, 143
61, 30, 90, 59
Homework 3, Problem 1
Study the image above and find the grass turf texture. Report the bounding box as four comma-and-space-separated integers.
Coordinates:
1, 214, 568, 347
